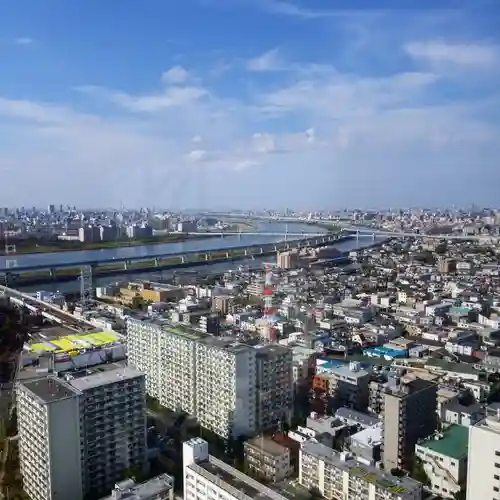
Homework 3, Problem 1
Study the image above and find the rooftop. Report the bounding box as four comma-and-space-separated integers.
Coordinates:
19, 376, 78, 404
190, 455, 288, 500
245, 435, 288, 457
417, 424, 469, 460
68, 365, 144, 391
302, 441, 420, 495
100, 474, 174, 500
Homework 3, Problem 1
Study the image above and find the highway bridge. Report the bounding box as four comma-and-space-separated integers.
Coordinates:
0, 233, 341, 275
209, 213, 499, 242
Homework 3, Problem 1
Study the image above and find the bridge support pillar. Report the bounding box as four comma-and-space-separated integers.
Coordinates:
226, 252, 230, 258
356, 231, 359, 241
372, 233, 375, 241
181, 256, 185, 264
244, 249, 248, 256
260, 247, 264, 254
154, 258, 160, 267
205, 253, 210, 261
50, 268, 56, 278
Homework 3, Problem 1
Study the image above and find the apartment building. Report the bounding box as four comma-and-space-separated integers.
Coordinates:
299, 440, 422, 500
196, 337, 256, 439
415, 424, 468, 499
100, 475, 174, 500
244, 435, 291, 483
466, 413, 500, 500
126, 318, 198, 415
383, 377, 438, 472
127, 317, 292, 440
255, 344, 293, 431
183, 438, 289, 500
16, 365, 147, 500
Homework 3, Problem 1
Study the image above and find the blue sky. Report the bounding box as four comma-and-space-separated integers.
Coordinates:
0, 0, 499, 209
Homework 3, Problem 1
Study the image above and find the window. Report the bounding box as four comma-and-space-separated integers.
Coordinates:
495, 487, 500, 493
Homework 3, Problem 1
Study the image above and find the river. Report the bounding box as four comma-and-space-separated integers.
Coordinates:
17, 224, 386, 294
0, 221, 325, 272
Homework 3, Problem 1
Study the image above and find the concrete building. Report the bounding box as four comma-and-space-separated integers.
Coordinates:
466, 413, 500, 500
183, 438, 289, 500
244, 435, 291, 483
415, 424, 468, 499
383, 377, 438, 472
16, 366, 147, 500
127, 318, 291, 440
195, 337, 256, 439
255, 344, 293, 431
277, 250, 300, 270
99, 475, 174, 500
299, 440, 422, 500
126, 318, 198, 415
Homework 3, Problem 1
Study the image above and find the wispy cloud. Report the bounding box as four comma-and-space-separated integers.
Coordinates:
405, 41, 499, 67
14, 37, 34, 45
246, 48, 284, 72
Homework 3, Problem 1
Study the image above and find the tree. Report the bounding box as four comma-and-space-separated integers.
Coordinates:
410, 457, 430, 486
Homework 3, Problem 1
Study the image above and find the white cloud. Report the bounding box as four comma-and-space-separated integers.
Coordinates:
0, 33, 499, 208
247, 48, 283, 72
15, 37, 34, 45
161, 66, 190, 84
405, 41, 499, 67
76, 84, 208, 113
186, 149, 209, 162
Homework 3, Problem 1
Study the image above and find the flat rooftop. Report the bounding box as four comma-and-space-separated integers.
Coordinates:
190, 456, 288, 500
245, 435, 288, 457
19, 377, 78, 404
417, 424, 468, 460
302, 441, 421, 495
100, 474, 174, 500
68, 364, 144, 391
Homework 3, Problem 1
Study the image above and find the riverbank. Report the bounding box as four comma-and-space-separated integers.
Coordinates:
0, 233, 219, 256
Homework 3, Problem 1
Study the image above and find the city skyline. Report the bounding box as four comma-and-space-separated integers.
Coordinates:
0, 0, 499, 208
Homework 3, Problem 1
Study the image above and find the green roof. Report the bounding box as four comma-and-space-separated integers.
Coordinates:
425, 358, 478, 375
164, 324, 202, 341
417, 424, 469, 460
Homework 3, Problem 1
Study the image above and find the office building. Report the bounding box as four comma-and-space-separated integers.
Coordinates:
466, 413, 500, 500
16, 366, 147, 500
299, 440, 422, 500
255, 344, 293, 431
196, 337, 256, 439
183, 438, 289, 500
383, 377, 437, 472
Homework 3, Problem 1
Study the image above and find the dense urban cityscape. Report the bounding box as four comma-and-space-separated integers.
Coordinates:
1, 206, 500, 500
1, 0, 499, 499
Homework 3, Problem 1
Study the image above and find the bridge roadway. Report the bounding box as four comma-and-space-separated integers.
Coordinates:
209, 213, 499, 242
0, 233, 340, 274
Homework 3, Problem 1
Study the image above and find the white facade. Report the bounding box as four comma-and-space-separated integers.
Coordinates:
183, 438, 288, 500
127, 318, 197, 414
466, 415, 500, 500
299, 441, 422, 500
17, 366, 147, 500
17, 380, 83, 500
196, 339, 256, 439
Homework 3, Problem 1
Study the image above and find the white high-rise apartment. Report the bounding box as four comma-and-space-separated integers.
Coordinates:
183, 438, 288, 500
467, 413, 500, 500
196, 338, 256, 439
127, 318, 198, 414
16, 366, 147, 500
